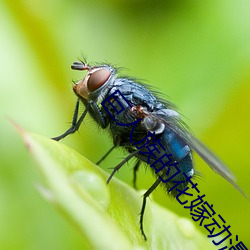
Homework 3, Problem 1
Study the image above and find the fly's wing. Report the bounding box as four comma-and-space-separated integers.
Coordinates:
150, 110, 248, 198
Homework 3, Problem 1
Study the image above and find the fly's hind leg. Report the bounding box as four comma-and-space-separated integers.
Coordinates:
140, 177, 162, 240
133, 159, 141, 189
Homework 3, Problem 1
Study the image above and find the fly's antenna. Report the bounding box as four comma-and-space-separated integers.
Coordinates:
71, 61, 89, 71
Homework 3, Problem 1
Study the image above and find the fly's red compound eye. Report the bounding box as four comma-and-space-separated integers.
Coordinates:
87, 68, 111, 92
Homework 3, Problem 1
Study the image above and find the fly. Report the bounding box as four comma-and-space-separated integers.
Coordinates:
52, 60, 246, 240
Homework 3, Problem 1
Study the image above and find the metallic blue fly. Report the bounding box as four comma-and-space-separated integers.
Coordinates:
52, 60, 246, 240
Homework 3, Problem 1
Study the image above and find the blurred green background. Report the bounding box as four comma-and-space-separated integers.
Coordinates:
0, 0, 250, 249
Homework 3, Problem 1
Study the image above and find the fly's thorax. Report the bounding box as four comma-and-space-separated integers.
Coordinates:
73, 64, 117, 103
141, 116, 165, 134
140, 108, 181, 135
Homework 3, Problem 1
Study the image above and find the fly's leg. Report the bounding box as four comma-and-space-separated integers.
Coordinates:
107, 150, 139, 184
96, 145, 116, 165
140, 177, 162, 240
89, 100, 108, 129
133, 160, 141, 189
52, 100, 89, 141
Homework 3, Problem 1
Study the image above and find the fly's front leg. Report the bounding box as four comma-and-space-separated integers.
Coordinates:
52, 99, 89, 141
89, 100, 108, 129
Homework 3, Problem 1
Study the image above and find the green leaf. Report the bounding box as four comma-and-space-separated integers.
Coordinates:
19, 128, 213, 250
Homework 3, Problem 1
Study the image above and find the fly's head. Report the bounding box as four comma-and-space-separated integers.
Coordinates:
72, 61, 116, 101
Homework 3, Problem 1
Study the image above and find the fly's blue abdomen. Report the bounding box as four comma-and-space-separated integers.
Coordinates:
133, 128, 194, 196
162, 128, 194, 176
